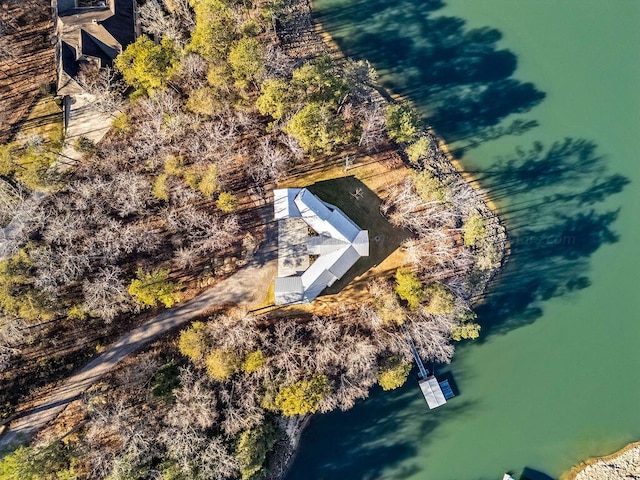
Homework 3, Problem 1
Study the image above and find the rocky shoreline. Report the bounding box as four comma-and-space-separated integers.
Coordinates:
269, 0, 508, 477
563, 443, 640, 480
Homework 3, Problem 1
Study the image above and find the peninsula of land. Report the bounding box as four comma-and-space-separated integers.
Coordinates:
0, 0, 505, 478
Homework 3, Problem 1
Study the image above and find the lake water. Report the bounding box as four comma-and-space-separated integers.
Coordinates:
287, 1, 640, 479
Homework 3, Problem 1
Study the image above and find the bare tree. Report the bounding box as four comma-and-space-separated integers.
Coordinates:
77, 65, 125, 114
163, 0, 195, 31
31, 244, 91, 295
264, 45, 295, 79
0, 315, 29, 372
218, 375, 264, 435
166, 368, 218, 431
82, 266, 135, 322
139, 0, 184, 45
0, 178, 27, 226
280, 133, 304, 162
198, 437, 240, 480
250, 137, 290, 184
177, 53, 209, 90
358, 102, 386, 150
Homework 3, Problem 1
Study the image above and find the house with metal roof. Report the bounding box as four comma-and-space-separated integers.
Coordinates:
273, 188, 369, 305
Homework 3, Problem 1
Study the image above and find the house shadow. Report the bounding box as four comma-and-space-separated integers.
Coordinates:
306, 176, 411, 294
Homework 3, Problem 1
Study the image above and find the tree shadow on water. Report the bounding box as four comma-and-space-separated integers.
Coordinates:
287, 371, 477, 480
469, 138, 630, 338
315, 0, 545, 145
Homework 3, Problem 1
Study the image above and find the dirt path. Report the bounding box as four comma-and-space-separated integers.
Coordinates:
0, 212, 277, 452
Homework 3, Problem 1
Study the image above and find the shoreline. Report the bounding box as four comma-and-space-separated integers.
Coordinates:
274, 0, 509, 477
307, 0, 510, 297
561, 442, 640, 480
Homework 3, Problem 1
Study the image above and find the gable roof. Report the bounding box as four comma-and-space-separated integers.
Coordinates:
57, 0, 135, 95
274, 188, 369, 305
418, 376, 447, 409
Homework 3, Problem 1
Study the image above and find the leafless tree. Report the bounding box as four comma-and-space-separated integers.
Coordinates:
109, 172, 154, 218
281, 133, 304, 162
77, 65, 125, 114
405, 311, 455, 363
264, 45, 295, 79
0, 178, 27, 226
358, 102, 386, 150
218, 375, 264, 435
166, 205, 239, 255
197, 437, 240, 480
249, 138, 290, 184
381, 177, 457, 237
82, 266, 135, 322
163, 0, 195, 31
0, 315, 29, 371
139, 0, 184, 45
166, 368, 218, 430
178, 53, 209, 90
30, 244, 91, 295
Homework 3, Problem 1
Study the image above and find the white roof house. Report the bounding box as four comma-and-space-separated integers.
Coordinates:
273, 188, 369, 305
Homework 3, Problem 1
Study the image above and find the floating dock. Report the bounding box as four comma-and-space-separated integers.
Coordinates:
407, 336, 455, 409
418, 375, 447, 409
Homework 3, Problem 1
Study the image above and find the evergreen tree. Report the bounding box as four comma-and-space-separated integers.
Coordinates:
128, 268, 180, 308
115, 35, 178, 93
275, 374, 329, 416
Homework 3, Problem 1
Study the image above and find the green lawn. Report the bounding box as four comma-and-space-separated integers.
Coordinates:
307, 175, 411, 293
17, 95, 64, 149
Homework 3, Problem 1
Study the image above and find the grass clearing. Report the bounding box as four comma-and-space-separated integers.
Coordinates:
15, 95, 64, 150
252, 280, 276, 312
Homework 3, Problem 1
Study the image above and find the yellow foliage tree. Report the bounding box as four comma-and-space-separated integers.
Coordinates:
423, 282, 455, 315
394, 268, 424, 310
377, 356, 412, 391
216, 191, 238, 212
198, 164, 219, 197
178, 321, 209, 361
128, 268, 180, 308
205, 348, 241, 381
275, 375, 329, 416
152, 173, 169, 201
114, 35, 178, 93
242, 349, 265, 374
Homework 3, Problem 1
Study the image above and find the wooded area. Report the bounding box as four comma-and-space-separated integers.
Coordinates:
0, 0, 505, 478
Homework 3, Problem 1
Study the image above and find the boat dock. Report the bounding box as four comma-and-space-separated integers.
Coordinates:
407, 337, 455, 409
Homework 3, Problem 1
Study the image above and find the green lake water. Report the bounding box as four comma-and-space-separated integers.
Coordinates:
287, 1, 640, 479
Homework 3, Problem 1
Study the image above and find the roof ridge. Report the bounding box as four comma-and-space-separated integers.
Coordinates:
274, 188, 370, 305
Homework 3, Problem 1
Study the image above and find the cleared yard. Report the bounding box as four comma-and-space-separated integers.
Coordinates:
14, 95, 63, 148
276, 150, 414, 314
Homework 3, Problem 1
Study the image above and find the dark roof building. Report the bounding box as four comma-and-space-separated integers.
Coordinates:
55, 0, 136, 95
